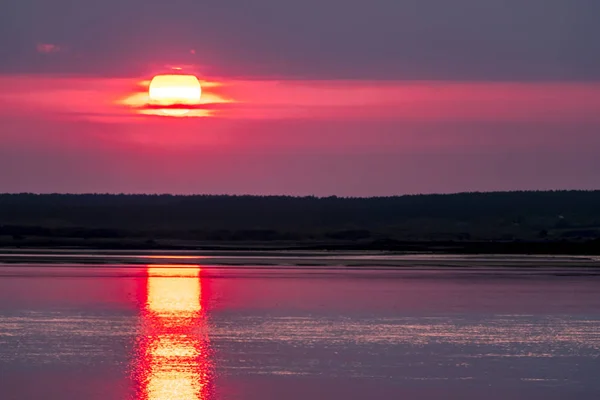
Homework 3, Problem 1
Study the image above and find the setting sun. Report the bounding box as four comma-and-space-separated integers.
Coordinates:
147, 74, 202, 115
149, 74, 202, 106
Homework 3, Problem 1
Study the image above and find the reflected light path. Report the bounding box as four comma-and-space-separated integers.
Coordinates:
134, 265, 212, 400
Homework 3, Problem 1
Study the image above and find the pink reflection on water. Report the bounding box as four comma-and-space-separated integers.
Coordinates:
132, 265, 212, 400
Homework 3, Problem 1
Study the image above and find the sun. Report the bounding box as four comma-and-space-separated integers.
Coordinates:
148, 74, 202, 115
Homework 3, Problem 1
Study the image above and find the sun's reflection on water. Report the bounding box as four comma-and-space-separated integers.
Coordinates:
134, 265, 212, 400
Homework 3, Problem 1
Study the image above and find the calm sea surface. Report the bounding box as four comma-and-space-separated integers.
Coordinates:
0, 262, 599, 399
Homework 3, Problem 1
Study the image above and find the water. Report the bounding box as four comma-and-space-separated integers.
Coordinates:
0, 263, 599, 399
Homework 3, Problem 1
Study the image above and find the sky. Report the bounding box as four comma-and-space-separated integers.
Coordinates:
1, 0, 599, 196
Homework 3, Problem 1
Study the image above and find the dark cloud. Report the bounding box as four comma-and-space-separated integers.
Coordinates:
1, 0, 599, 79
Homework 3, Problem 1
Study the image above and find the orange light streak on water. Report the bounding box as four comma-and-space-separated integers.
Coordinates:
133, 265, 212, 400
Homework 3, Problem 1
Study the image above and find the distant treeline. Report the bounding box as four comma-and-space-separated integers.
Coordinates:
1, 191, 600, 245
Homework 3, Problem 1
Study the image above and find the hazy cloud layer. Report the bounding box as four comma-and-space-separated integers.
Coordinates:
2, 0, 599, 79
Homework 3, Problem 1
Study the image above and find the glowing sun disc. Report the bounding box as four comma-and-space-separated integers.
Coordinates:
148, 74, 202, 116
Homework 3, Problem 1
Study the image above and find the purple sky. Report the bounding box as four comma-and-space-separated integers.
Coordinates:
1, 0, 599, 195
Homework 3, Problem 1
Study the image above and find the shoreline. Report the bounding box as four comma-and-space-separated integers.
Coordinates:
1, 249, 600, 269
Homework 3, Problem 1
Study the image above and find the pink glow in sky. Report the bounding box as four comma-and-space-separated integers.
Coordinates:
1, 73, 600, 195
3, 76, 600, 124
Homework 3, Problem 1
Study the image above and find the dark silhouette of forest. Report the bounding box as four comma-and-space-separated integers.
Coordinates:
1, 191, 600, 253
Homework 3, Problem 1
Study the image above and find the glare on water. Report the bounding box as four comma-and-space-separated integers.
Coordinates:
137, 265, 211, 400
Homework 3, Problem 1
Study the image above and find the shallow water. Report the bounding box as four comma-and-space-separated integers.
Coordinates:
0, 263, 599, 399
